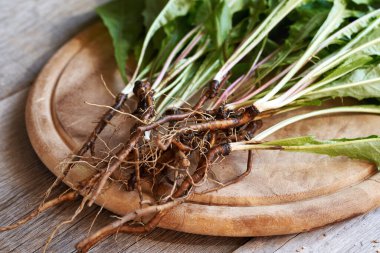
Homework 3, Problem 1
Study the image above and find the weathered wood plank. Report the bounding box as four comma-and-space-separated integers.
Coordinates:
0, 0, 109, 100
232, 235, 298, 253
234, 207, 380, 253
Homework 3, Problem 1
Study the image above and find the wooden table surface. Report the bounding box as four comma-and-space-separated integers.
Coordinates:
1, 1, 379, 252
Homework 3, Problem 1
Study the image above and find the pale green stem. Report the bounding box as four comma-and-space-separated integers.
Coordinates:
318, 9, 380, 50
243, 106, 380, 143
171, 59, 221, 109
152, 28, 199, 90
155, 65, 193, 115
155, 39, 210, 92
258, 37, 380, 111
214, 0, 303, 82
255, 0, 346, 106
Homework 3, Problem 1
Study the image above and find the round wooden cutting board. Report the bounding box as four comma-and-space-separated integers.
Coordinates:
26, 22, 380, 237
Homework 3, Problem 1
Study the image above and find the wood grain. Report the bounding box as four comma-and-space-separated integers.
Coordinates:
0, 1, 379, 253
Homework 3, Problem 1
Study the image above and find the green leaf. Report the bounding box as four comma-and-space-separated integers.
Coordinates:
351, 0, 375, 5
194, 0, 258, 48
133, 0, 193, 82
318, 9, 380, 49
353, 23, 380, 54
143, 0, 167, 29
241, 105, 380, 170
306, 64, 380, 100
210, 1, 232, 48
323, 54, 373, 81
97, 0, 145, 82
262, 135, 380, 169
289, 98, 323, 107
291, 19, 380, 100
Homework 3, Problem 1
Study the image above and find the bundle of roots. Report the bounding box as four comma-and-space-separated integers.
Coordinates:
1, 79, 263, 252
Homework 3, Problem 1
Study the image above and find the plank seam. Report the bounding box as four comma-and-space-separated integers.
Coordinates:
0, 86, 29, 103
272, 234, 299, 253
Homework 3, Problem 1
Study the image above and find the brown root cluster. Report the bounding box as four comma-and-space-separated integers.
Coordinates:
1, 79, 262, 252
